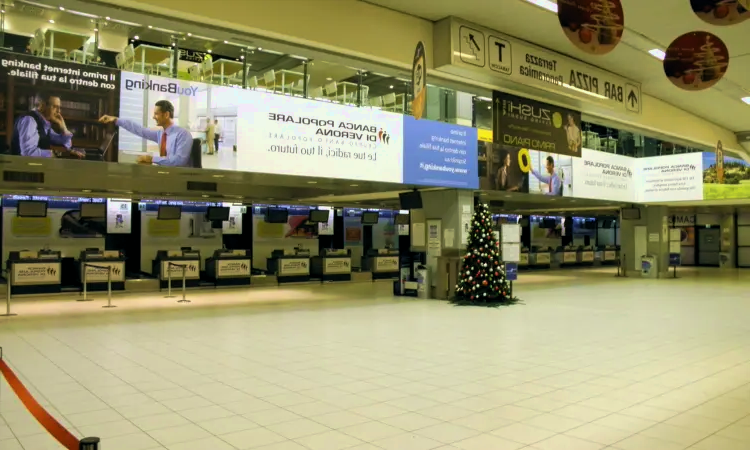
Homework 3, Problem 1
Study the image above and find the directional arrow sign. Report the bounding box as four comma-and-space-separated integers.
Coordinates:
469, 34, 480, 51
458, 26, 485, 67
624, 83, 640, 113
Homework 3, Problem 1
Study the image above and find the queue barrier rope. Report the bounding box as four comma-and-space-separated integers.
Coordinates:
0, 348, 99, 449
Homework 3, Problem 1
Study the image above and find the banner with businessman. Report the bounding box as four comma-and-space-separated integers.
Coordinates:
0, 51, 120, 161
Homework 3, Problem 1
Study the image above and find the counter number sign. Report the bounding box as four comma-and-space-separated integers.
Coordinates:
488, 36, 512, 75
459, 26, 485, 67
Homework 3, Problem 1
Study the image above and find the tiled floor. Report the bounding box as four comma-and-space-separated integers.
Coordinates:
1, 268, 750, 449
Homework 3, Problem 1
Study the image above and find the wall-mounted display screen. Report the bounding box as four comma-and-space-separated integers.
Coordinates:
309, 209, 330, 223
206, 206, 230, 221
361, 211, 380, 225
80, 202, 106, 219
157, 205, 182, 220
17, 200, 48, 218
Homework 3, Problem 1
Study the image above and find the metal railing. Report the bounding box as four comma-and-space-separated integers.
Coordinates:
167, 262, 191, 304
2, 269, 17, 317
80, 263, 116, 308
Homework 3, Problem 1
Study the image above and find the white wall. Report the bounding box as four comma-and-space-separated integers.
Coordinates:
2, 207, 104, 266
140, 211, 222, 273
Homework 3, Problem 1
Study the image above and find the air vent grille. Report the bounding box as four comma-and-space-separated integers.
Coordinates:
3, 171, 45, 183
187, 181, 217, 192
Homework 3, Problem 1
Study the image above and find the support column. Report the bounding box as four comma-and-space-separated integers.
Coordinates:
410, 189, 474, 298
619, 206, 670, 277
720, 213, 735, 269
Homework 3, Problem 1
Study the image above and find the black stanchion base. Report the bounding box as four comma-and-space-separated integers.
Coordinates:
102, 305, 117, 308
163, 295, 177, 299
177, 299, 191, 303
0, 313, 17, 317
76, 298, 94, 302
79, 436, 100, 450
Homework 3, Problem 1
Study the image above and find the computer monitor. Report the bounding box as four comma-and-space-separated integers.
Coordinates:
308, 209, 330, 223
79, 202, 106, 219
621, 208, 641, 220
157, 205, 182, 220
394, 214, 410, 225
17, 200, 48, 218
361, 211, 380, 225
399, 191, 423, 209
265, 208, 289, 224
206, 206, 230, 221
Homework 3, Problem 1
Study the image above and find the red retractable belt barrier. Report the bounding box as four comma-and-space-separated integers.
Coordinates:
0, 356, 80, 450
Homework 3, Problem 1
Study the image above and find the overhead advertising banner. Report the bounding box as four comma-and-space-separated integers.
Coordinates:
493, 91, 583, 157
0, 51, 120, 161
435, 17, 642, 115
557, 0, 625, 55
115, 72, 475, 188
635, 153, 703, 202
478, 142, 529, 193
572, 148, 634, 202
702, 150, 750, 199
402, 116, 478, 188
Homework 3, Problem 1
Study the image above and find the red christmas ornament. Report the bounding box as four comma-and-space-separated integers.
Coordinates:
502, 291, 506, 295
482, 280, 488, 286
494, 272, 499, 276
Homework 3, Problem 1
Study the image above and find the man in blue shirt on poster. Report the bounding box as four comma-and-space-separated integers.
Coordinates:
99, 100, 193, 167
532, 155, 562, 196
11, 92, 84, 159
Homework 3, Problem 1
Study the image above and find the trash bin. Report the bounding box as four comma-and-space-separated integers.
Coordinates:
719, 252, 731, 269
641, 255, 657, 278
416, 265, 430, 299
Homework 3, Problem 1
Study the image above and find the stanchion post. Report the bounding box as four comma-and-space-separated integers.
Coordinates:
78, 264, 93, 302
103, 266, 116, 308
165, 263, 175, 298
2, 272, 17, 317
79, 436, 100, 450
178, 265, 191, 303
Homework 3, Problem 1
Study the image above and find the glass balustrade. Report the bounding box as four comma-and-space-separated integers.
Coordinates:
0, 0, 710, 159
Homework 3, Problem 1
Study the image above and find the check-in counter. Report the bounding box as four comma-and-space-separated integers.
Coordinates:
580, 246, 595, 264
7, 250, 62, 295
529, 248, 552, 267
78, 249, 126, 292
601, 245, 619, 265
206, 249, 251, 286
519, 249, 529, 268
154, 249, 201, 289
268, 249, 311, 283
363, 249, 400, 280
311, 249, 352, 282
559, 246, 579, 265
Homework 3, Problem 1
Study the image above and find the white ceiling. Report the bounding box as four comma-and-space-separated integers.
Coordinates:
364, 0, 750, 133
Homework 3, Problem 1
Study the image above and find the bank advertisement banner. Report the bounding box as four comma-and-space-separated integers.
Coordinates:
115, 72, 476, 188
572, 149, 634, 202
493, 91, 583, 158
0, 51, 120, 161
635, 153, 703, 202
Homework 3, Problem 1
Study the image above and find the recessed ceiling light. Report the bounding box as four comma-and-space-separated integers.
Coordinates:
326, 77, 332, 81
212, 174, 224, 178
648, 49, 666, 60
158, 171, 169, 174
307, 181, 317, 184
742, 97, 750, 105
49, 19, 55, 23
105, 16, 110, 20
82, 189, 92, 193
350, 184, 358, 187
223, 40, 228, 44
133, 35, 139, 40
59, 6, 65, 10
93, 28, 98, 31
187, 32, 192, 36
523, 0, 558, 13
207, 49, 212, 53
389, 85, 394, 89
201, 195, 209, 198
257, 47, 262, 51
240, 55, 244, 60
27, 162, 42, 166
148, 25, 152, 28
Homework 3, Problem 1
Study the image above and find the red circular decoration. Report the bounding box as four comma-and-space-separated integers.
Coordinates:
557, 0, 625, 55
664, 32, 729, 91
482, 280, 488, 286
690, 0, 749, 25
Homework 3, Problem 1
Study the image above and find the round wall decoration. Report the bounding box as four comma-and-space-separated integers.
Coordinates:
557, 0, 625, 55
663, 32, 729, 91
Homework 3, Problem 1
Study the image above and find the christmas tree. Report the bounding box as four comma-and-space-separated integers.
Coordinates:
453, 203, 518, 307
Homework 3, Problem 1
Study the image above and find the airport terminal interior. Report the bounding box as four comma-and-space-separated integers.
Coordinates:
0, 0, 750, 449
